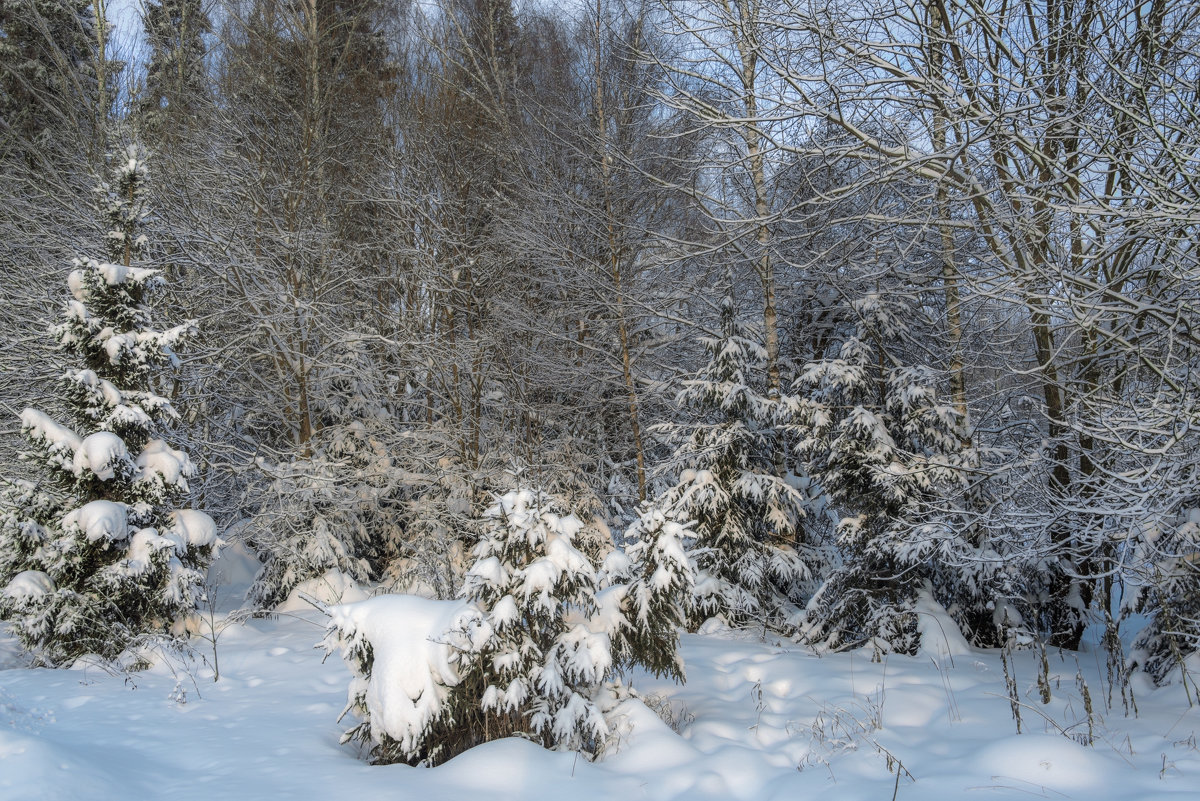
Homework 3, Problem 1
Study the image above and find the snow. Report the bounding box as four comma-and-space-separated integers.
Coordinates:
121, 529, 173, 575
60, 501, 128, 542
554, 622, 612, 682
164, 510, 220, 551
96, 263, 158, 287
67, 268, 86, 301
592, 585, 628, 635
490, 594, 520, 627
2, 571, 55, 601
277, 570, 370, 612
3, 588, 1200, 800
136, 439, 195, 490
72, 432, 131, 481
914, 586, 973, 658
19, 409, 82, 467
466, 555, 508, 588
68, 370, 124, 407
515, 532, 593, 611
101, 331, 135, 365
204, 538, 261, 587
98, 262, 127, 286
107, 403, 152, 429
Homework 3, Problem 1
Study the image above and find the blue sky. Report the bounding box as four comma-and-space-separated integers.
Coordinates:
107, 0, 145, 60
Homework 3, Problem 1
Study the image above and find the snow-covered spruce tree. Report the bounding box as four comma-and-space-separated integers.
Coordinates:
792, 293, 977, 654
459, 489, 612, 755
649, 296, 814, 630
324, 486, 693, 766
0, 147, 218, 665
604, 507, 694, 681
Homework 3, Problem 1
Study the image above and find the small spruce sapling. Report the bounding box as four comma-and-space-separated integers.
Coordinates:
462, 489, 611, 754
605, 507, 694, 682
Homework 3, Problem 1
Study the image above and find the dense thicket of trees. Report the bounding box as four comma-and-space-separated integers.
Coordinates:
2, 0, 1198, 685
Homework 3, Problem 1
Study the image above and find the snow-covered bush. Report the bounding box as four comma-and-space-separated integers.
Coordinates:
246, 449, 378, 609
324, 486, 692, 766
382, 445, 495, 600
0, 147, 219, 665
648, 296, 816, 630
248, 340, 402, 608
323, 595, 494, 765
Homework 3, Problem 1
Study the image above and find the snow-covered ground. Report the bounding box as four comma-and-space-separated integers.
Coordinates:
3, 577, 1199, 801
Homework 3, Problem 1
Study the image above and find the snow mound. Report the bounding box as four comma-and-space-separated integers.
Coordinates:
327, 595, 491, 757
165, 509, 219, 551
61, 500, 128, 542
278, 570, 369, 612
73, 432, 131, 481
3, 570, 56, 601
20, 408, 82, 468
914, 586, 972, 657
973, 733, 1114, 792
136, 439, 195, 490
205, 537, 260, 587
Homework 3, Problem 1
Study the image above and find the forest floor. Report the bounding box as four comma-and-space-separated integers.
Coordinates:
3, 562, 1200, 800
